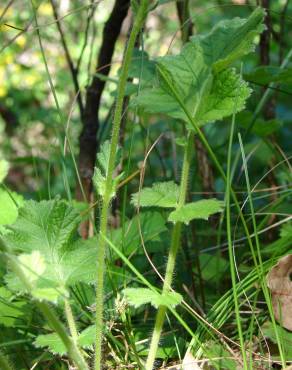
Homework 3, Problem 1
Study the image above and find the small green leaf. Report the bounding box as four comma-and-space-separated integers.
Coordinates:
168, 199, 224, 224
93, 140, 123, 198
0, 287, 26, 327
34, 332, 66, 355
0, 189, 24, 226
123, 288, 182, 308
78, 325, 95, 348
33, 324, 96, 355
0, 159, 9, 183
131, 181, 180, 208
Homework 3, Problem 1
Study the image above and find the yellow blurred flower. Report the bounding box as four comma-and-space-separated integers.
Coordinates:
38, 3, 52, 16
16, 35, 26, 48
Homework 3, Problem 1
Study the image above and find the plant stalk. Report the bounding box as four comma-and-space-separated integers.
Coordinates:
94, 2, 149, 369
64, 298, 79, 344
146, 131, 194, 370
0, 238, 88, 370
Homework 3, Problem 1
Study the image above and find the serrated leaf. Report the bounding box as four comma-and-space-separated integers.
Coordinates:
194, 7, 265, 72
168, 199, 224, 224
0, 189, 23, 226
4, 200, 98, 302
78, 325, 95, 348
131, 181, 180, 208
134, 9, 264, 127
194, 69, 251, 126
0, 159, 9, 183
33, 324, 96, 355
123, 288, 182, 308
34, 332, 66, 355
93, 140, 123, 198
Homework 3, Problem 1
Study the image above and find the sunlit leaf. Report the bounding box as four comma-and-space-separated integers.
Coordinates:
123, 288, 182, 308
168, 199, 224, 224
131, 181, 180, 208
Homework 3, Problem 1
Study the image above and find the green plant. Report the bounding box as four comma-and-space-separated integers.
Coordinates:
129, 8, 265, 369
92, 1, 150, 369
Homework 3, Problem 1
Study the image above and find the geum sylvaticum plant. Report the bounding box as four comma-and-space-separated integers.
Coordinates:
122, 7, 265, 370
0, 6, 269, 370
0, 1, 150, 370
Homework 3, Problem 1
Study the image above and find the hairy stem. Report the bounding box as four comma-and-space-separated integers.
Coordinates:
0, 238, 88, 370
64, 298, 79, 344
94, 2, 149, 369
146, 131, 194, 370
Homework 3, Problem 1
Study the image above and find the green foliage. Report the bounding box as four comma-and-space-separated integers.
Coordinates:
132, 183, 223, 224
262, 322, 292, 357
0, 159, 9, 183
4, 199, 98, 302
34, 325, 96, 355
110, 211, 167, 256
245, 66, 292, 85
134, 8, 264, 127
93, 140, 124, 198
131, 181, 180, 208
0, 190, 23, 226
123, 287, 182, 308
0, 287, 25, 327
168, 199, 224, 224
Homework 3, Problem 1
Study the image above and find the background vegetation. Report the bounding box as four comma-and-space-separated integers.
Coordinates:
0, 0, 291, 369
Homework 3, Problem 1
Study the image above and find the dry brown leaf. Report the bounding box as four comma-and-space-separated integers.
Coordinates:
266, 254, 292, 331
181, 352, 203, 370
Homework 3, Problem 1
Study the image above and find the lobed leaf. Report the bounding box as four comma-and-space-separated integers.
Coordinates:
33, 324, 96, 355
134, 8, 265, 127
123, 287, 182, 308
131, 181, 180, 208
4, 200, 98, 302
168, 199, 224, 225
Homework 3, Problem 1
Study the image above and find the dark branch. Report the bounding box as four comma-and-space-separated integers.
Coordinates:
77, 0, 130, 212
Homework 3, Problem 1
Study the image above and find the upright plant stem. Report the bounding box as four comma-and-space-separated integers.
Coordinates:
64, 298, 79, 344
146, 131, 194, 370
94, 2, 149, 369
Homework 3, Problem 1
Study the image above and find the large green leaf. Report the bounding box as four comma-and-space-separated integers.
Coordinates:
194, 7, 265, 72
131, 181, 180, 208
134, 8, 264, 127
4, 200, 98, 302
168, 199, 224, 225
